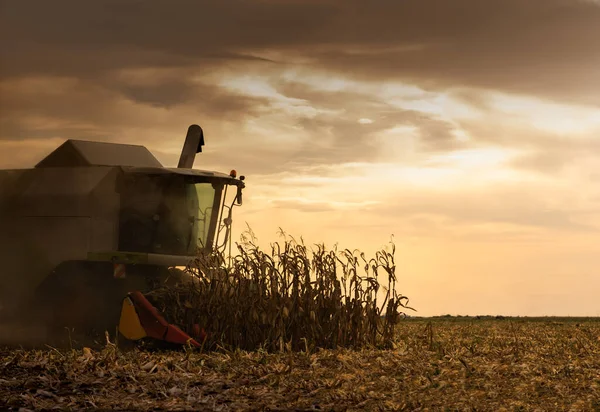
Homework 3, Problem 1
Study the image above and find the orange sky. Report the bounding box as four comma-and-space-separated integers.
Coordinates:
1, 0, 599, 316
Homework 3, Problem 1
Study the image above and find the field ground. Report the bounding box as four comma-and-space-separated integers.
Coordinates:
1, 318, 599, 411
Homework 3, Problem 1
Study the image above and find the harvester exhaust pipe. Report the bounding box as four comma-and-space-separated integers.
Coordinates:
177, 124, 205, 169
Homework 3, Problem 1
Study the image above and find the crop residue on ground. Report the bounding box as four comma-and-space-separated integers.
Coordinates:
1, 318, 599, 411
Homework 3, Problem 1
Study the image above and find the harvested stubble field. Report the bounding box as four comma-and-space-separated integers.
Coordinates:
1, 318, 599, 411
1, 235, 599, 410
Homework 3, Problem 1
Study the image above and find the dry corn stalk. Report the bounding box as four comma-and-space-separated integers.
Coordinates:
146, 229, 414, 352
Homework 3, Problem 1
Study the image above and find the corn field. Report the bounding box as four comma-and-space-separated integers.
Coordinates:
147, 229, 414, 352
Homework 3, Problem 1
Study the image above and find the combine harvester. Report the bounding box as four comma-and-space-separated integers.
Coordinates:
0, 125, 245, 348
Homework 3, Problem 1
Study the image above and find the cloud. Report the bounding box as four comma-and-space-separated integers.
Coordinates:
1, 0, 599, 106
0, 71, 269, 138
267, 77, 467, 160
2, 0, 598, 174
0, 68, 274, 169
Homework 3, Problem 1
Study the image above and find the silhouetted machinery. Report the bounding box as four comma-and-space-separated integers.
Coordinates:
0, 124, 245, 346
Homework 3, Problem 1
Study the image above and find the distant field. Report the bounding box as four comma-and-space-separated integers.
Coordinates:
1, 318, 599, 411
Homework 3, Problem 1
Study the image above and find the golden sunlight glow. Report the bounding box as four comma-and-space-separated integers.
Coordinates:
488, 92, 600, 135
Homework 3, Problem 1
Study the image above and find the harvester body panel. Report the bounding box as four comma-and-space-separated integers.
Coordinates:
0, 166, 120, 314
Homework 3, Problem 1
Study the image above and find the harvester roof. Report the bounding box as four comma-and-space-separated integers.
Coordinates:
35, 140, 163, 168
31, 139, 244, 187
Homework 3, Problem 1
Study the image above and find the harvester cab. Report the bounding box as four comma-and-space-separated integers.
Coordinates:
0, 124, 245, 347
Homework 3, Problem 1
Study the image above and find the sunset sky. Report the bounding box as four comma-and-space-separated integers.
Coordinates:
1, 0, 599, 316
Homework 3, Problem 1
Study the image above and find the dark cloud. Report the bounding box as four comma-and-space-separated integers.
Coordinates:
272, 80, 464, 162
409, 115, 461, 152
0, 72, 461, 174
287, 111, 462, 166
0, 0, 327, 78
117, 81, 196, 109
1, 0, 599, 105
0, 72, 269, 142
1, 0, 598, 174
